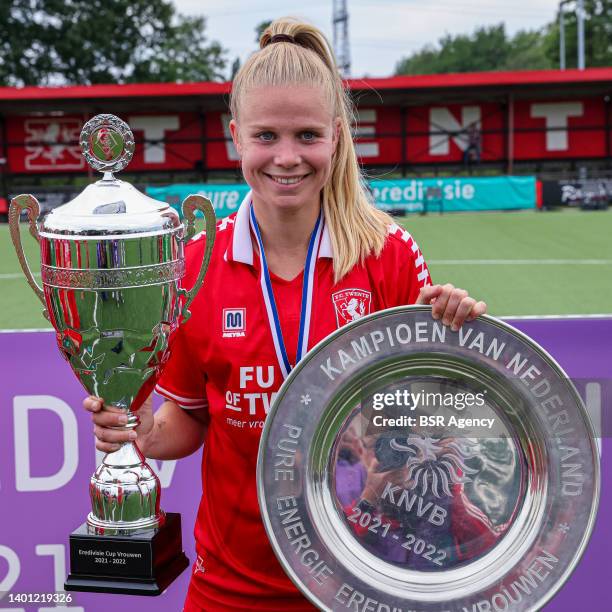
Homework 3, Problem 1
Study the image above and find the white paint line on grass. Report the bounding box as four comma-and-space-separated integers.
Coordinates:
0, 272, 41, 280
501, 313, 612, 320
429, 259, 612, 265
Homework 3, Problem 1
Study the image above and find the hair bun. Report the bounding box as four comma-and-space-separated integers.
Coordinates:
258, 18, 338, 76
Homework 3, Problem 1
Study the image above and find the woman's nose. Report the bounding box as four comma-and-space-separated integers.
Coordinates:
273, 140, 302, 167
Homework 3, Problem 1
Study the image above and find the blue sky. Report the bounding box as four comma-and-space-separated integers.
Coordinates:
175, 0, 562, 78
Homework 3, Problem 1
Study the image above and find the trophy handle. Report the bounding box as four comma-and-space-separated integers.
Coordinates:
179, 195, 216, 321
8, 194, 48, 314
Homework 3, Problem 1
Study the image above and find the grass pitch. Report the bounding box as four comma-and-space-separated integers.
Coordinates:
1, 207, 611, 330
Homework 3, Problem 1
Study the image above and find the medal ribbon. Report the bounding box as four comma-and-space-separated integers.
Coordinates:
249, 202, 323, 379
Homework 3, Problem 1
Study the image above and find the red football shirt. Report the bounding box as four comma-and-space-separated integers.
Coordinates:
155, 193, 430, 611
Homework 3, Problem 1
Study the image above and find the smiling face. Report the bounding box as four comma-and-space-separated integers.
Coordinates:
230, 85, 340, 216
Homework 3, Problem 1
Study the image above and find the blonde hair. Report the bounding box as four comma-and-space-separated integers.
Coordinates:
230, 17, 392, 282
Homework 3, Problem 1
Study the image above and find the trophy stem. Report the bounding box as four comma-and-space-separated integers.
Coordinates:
88, 441, 164, 536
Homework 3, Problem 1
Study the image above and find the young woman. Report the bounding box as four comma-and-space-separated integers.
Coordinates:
85, 18, 486, 611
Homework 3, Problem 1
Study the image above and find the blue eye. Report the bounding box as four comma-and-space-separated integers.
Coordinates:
301, 131, 317, 141
257, 131, 275, 141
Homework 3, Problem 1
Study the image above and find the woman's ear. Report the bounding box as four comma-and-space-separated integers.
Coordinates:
229, 119, 242, 156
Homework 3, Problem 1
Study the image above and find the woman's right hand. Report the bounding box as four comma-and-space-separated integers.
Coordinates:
83, 394, 154, 453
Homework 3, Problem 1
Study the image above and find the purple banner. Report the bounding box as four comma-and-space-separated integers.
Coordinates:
0, 317, 610, 611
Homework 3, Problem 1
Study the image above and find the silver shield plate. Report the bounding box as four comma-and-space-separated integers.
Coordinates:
257, 306, 599, 612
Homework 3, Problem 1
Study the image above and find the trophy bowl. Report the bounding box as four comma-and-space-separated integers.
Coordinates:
9, 114, 216, 594
258, 306, 599, 611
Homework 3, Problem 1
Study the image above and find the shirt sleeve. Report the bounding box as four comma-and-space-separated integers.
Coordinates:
155, 323, 209, 410
387, 222, 432, 306
155, 234, 210, 411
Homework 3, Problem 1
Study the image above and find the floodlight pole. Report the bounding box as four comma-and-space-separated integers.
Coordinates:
577, 0, 585, 70
333, 0, 351, 77
559, 0, 586, 70
559, 5, 566, 70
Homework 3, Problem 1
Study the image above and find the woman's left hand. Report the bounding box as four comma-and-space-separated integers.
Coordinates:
416, 284, 487, 331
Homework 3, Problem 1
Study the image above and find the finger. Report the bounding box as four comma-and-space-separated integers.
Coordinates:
83, 397, 124, 414
423, 285, 447, 316
91, 410, 128, 428
467, 301, 488, 320
95, 440, 122, 454
415, 284, 443, 305
431, 284, 456, 321
103, 404, 125, 414
94, 424, 137, 445
442, 288, 469, 326
83, 396, 104, 413
451, 297, 476, 331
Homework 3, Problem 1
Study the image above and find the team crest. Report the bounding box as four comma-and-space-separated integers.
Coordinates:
223, 308, 246, 338
332, 289, 371, 327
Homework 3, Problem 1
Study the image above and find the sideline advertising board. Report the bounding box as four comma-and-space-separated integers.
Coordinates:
146, 176, 536, 218
0, 317, 609, 611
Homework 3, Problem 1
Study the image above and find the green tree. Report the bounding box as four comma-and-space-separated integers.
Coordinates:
545, 0, 612, 68
255, 20, 272, 44
395, 24, 554, 75
229, 57, 241, 80
0, 0, 227, 86
130, 14, 226, 83
395, 25, 509, 75
504, 29, 554, 71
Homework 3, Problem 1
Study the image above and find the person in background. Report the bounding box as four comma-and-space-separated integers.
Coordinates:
463, 123, 481, 166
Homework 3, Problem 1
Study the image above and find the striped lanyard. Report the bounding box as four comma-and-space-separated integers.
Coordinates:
249, 202, 324, 379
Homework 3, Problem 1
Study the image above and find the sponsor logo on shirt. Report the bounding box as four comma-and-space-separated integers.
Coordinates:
332, 289, 372, 327
223, 308, 246, 337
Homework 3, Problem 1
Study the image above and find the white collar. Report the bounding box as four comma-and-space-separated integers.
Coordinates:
226, 190, 332, 265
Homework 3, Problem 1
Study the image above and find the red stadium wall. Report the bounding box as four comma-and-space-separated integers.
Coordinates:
513, 98, 607, 159
1, 69, 611, 175
6, 112, 204, 173
403, 102, 506, 163
5, 97, 610, 174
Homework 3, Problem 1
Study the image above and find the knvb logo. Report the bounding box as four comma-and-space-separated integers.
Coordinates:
223, 308, 246, 338
389, 436, 479, 498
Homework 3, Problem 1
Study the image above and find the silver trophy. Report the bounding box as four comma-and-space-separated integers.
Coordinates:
9, 114, 216, 594
258, 306, 599, 611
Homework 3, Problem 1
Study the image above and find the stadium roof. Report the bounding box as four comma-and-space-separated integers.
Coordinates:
349, 67, 612, 91
0, 67, 610, 111
0, 81, 230, 101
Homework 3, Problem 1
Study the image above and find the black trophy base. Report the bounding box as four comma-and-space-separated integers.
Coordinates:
65, 512, 189, 596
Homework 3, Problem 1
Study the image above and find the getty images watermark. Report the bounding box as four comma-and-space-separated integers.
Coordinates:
359, 377, 607, 442
371, 388, 492, 430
